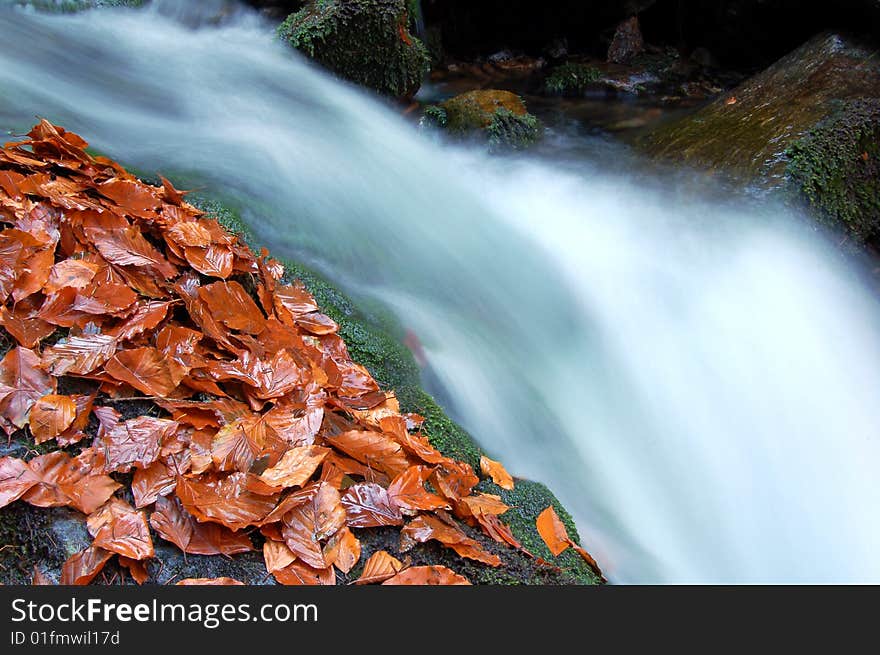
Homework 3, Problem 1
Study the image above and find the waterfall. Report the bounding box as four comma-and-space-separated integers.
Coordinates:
1, 1, 879, 582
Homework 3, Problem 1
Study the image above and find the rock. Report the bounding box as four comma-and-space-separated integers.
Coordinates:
422, 89, 542, 151
640, 33, 880, 245
277, 0, 431, 98
607, 16, 644, 64
544, 62, 602, 95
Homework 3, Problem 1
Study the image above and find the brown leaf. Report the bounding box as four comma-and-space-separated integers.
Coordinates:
568, 539, 605, 582
28, 394, 77, 444
87, 497, 154, 560
0, 346, 55, 433
96, 416, 179, 473
176, 577, 245, 586
104, 347, 179, 396
475, 513, 523, 551
263, 539, 297, 573
401, 514, 501, 567
354, 550, 405, 585
325, 430, 410, 479
198, 280, 265, 334
211, 414, 287, 474
388, 465, 450, 513
131, 459, 177, 508
0, 456, 40, 508
44, 258, 99, 294
23, 449, 120, 513
88, 225, 176, 278
42, 334, 118, 376
176, 472, 278, 531
105, 300, 172, 341
456, 493, 510, 520
281, 482, 346, 569
0, 302, 55, 349
272, 561, 335, 586
258, 445, 330, 490
323, 526, 360, 574
340, 482, 403, 528
31, 566, 54, 585
536, 506, 570, 556
150, 495, 252, 556
61, 545, 113, 585
118, 556, 149, 584
431, 461, 479, 502
480, 455, 515, 490
381, 565, 471, 586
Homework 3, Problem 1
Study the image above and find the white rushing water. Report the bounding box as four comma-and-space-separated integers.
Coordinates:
1, 0, 879, 583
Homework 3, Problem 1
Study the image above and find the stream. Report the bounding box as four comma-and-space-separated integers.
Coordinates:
1, 0, 879, 583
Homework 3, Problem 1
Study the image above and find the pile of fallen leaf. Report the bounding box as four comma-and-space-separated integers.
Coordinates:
0, 120, 602, 585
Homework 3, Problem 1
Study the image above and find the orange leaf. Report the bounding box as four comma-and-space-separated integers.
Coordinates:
263, 539, 297, 573
95, 416, 179, 473
176, 472, 278, 531
87, 497, 154, 560
118, 556, 149, 584
42, 334, 118, 376
480, 455, 514, 490
388, 465, 450, 513
536, 505, 570, 556
176, 577, 245, 586
150, 495, 252, 556
198, 280, 265, 334
354, 550, 405, 585
0, 456, 40, 508
258, 445, 330, 489
28, 394, 77, 444
211, 414, 287, 474
340, 482, 403, 528
104, 347, 179, 396
281, 482, 347, 569
60, 545, 113, 585
382, 565, 471, 586
0, 302, 55, 349
323, 526, 361, 574
272, 561, 335, 586
325, 429, 410, 479
0, 346, 55, 433
401, 514, 501, 566
31, 566, 54, 585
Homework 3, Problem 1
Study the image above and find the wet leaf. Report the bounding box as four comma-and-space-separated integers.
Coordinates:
96, 416, 179, 473
87, 497, 154, 560
340, 482, 403, 528
388, 465, 450, 513
0, 346, 55, 433
104, 347, 179, 396
118, 556, 149, 584
401, 514, 501, 566
61, 545, 114, 585
325, 429, 410, 479
382, 565, 471, 586
258, 445, 330, 489
198, 280, 265, 334
176, 578, 245, 586
281, 482, 346, 569
536, 506, 570, 556
354, 550, 405, 585
480, 455, 514, 490
323, 526, 360, 574
176, 472, 278, 531
272, 561, 335, 586
28, 394, 77, 444
0, 456, 40, 508
42, 334, 118, 376
150, 495, 252, 556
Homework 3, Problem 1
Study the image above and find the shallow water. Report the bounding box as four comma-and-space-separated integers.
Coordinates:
1, 0, 879, 583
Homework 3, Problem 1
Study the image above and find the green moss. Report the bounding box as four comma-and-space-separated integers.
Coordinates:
421, 104, 448, 128
545, 63, 602, 95
785, 99, 880, 245
487, 108, 542, 152
277, 0, 430, 97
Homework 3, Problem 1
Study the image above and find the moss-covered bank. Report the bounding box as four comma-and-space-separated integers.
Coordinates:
277, 0, 430, 98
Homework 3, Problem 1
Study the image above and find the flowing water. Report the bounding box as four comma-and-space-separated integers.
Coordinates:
2, 0, 879, 583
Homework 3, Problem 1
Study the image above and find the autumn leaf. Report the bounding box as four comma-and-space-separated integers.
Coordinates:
28, 394, 77, 444
325, 430, 410, 479
0, 456, 40, 508
0, 346, 55, 433
31, 566, 54, 585
87, 497, 154, 560
258, 445, 330, 489
104, 347, 179, 396
263, 539, 297, 573
176, 578, 245, 586
401, 514, 501, 567
430, 460, 479, 502
211, 414, 287, 474
118, 556, 149, 584
0, 302, 55, 348
198, 280, 265, 334
60, 545, 113, 585
131, 458, 178, 508
323, 526, 361, 574
282, 482, 347, 569
41, 334, 118, 376
150, 495, 252, 556
272, 561, 335, 586
96, 416, 179, 473
536, 506, 570, 556
22, 450, 120, 514
480, 455, 515, 490
340, 482, 403, 528
354, 550, 405, 585
382, 565, 471, 586
388, 465, 450, 513
176, 472, 278, 531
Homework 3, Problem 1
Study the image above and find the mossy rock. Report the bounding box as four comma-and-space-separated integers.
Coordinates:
785, 99, 880, 245
545, 62, 602, 95
277, 0, 430, 98
639, 32, 880, 243
423, 89, 542, 151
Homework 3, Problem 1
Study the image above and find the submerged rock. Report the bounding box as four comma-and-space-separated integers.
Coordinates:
607, 16, 644, 64
422, 89, 542, 151
640, 32, 880, 244
277, 0, 431, 98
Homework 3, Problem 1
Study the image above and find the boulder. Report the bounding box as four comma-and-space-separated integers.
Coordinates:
607, 16, 644, 64
278, 0, 431, 98
640, 33, 880, 244
423, 89, 542, 151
